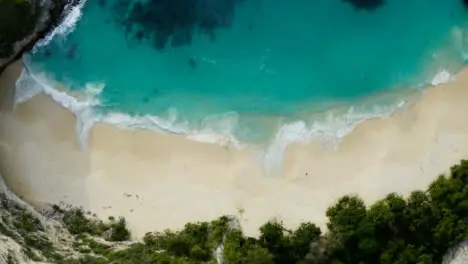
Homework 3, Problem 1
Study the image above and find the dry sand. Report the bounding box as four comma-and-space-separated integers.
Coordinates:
2, 61, 468, 238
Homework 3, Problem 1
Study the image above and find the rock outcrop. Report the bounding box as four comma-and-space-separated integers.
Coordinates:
0, 0, 81, 74
342, 0, 384, 11
111, 0, 246, 51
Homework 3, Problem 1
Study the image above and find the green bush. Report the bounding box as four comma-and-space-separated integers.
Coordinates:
62, 208, 108, 236
109, 217, 131, 242
4, 160, 468, 263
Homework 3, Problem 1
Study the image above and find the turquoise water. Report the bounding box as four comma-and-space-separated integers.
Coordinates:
24, 0, 468, 144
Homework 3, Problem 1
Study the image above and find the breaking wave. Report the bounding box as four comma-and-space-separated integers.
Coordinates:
16, 60, 457, 173
33, 0, 88, 50
15, 0, 468, 171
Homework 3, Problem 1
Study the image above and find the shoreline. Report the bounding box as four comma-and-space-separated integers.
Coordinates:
2, 61, 468, 237
16, 60, 428, 164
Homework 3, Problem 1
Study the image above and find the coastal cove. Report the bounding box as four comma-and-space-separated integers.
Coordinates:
4, 0, 468, 262
3, 61, 468, 239
27, 0, 468, 146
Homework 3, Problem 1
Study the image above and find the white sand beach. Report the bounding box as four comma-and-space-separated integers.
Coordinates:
2, 61, 468, 238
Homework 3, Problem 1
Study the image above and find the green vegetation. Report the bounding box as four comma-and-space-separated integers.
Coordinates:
2, 160, 468, 263
58, 214, 232, 263
0, 192, 56, 261
61, 207, 131, 242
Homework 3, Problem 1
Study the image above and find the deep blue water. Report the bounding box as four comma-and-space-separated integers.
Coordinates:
24, 0, 468, 144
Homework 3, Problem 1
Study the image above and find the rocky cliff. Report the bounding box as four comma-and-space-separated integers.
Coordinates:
0, 0, 80, 74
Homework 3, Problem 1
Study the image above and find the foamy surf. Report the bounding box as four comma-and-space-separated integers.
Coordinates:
33, 0, 88, 50
16, 65, 246, 149
15, 0, 468, 171
261, 100, 408, 176
431, 69, 455, 86
17, 28, 461, 170
14, 64, 450, 174
16, 65, 98, 148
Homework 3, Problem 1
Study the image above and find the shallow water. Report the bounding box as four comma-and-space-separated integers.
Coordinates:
24, 0, 468, 144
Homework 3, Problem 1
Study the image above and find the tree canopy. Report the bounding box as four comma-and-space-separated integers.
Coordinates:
2, 160, 468, 263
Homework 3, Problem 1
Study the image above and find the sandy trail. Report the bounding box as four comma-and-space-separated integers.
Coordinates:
2, 62, 468, 237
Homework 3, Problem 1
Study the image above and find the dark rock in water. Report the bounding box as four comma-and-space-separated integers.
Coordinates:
151, 88, 160, 96
171, 28, 193, 48
208, 31, 216, 42
43, 49, 53, 58
153, 32, 170, 51
142, 88, 160, 103
188, 57, 197, 70
111, 0, 246, 51
343, 0, 384, 10
135, 30, 145, 41
464, 0, 468, 7
65, 44, 78, 60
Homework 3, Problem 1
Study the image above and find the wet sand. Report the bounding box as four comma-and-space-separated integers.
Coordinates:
2, 61, 468, 238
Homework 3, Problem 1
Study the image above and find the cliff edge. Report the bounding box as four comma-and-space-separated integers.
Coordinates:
0, 0, 79, 74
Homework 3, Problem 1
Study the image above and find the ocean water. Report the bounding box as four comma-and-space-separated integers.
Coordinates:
19, 0, 468, 150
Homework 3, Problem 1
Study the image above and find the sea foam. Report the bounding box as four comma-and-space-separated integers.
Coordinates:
16, 64, 245, 149
15, 58, 460, 174
15, 0, 463, 172
431, 70, 455, 86
34, 0, 88, 50
15, 64, 434, 174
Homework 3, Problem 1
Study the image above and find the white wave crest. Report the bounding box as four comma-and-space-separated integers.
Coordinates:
16, 67, 246, 149
15, 70, 42, 104
34, 0, 88, 50
100, 112, 244, 148
16, 67, 100, 148
431, 70, 454, 86
262, 101, 407, 176
17, 67, 418, 174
